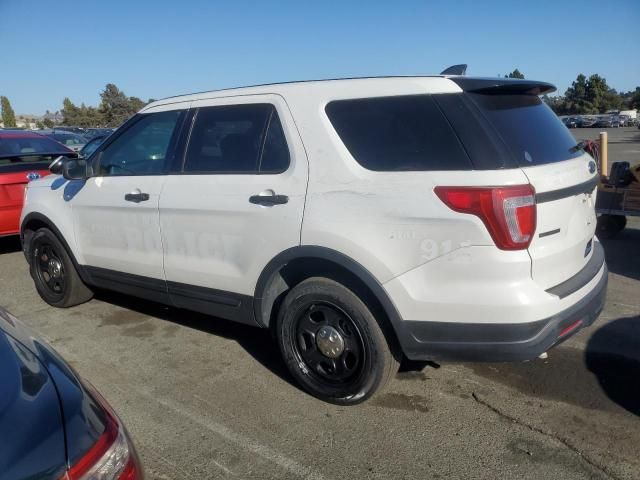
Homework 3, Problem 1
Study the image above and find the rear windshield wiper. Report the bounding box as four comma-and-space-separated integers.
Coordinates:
569, 140, 588, 153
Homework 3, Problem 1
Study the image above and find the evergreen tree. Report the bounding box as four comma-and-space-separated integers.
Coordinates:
1, 96, 17, 127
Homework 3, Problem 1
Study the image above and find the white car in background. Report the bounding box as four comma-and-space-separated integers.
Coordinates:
20, 72, 607, 404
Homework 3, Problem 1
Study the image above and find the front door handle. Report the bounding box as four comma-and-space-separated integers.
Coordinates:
249, 191, 289, 206
124, 189, 150, 203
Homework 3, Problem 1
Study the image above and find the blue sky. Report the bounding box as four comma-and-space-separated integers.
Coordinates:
1, 0, 638, 114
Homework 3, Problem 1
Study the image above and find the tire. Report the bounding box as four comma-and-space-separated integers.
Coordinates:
277, 277, 399, 405
29, 228, 93, 307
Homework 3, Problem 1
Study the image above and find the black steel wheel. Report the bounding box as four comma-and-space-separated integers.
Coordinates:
292, 301, 366, 386
33, 242, 66, 300
29, 228, 93, 307
277, 277, 399, 404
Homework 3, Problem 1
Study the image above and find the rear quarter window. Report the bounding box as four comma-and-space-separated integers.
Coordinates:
325, 95, 472, 171
468, 93, 582, 166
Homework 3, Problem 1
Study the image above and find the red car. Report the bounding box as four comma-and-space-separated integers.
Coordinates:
0, 131, 74, 237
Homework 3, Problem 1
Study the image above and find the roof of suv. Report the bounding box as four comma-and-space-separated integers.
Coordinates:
141, 76, 556, 113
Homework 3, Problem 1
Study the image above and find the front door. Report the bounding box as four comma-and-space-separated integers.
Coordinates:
71, 107, 187, 295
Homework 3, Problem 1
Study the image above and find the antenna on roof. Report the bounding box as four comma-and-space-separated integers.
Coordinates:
440, 64, 467, 76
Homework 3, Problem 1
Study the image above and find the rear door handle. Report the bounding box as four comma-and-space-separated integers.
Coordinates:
249, 193, 289, 206
124, 190, 150, 203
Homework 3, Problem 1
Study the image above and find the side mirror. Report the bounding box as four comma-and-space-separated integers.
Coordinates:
63, 158, 89, 181
49, 156, 64, 175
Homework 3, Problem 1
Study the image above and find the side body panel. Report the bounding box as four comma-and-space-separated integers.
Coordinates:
282, 80, 530, 285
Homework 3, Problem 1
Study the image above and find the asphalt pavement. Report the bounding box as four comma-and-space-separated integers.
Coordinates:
1, 179, 639, 479
572, 126, 640, 169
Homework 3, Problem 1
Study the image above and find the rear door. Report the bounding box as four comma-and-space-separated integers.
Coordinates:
159, 95, 308, 323
468, 92, 598, 289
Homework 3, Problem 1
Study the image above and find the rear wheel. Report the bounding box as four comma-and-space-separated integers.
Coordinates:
277, 277, 398, 404
29, 228, 93, 307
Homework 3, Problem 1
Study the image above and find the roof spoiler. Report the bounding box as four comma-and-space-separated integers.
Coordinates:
450, 77, 556, 96
440, 64, 467, 76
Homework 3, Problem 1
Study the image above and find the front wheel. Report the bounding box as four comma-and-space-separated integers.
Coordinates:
277, 277, 399, 404
29, 228, 93, 307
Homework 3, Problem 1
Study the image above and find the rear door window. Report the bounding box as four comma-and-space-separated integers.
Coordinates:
183, 103, 290, 174
325, 95, 472, 171
468, 93, 582, 166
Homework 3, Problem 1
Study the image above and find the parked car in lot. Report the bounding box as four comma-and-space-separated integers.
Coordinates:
0, 306, 143, 479
39, 130, 87, 152
83, 127, 116, 140
0, 131, 76, 237
562, 116, 579, 128
20, 75, 607, 404
593, 116, 617, 128
79, 134, 107, 158
578, 116, 598, 128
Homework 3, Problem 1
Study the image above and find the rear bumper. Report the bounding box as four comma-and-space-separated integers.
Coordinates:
398, 262, 608, 362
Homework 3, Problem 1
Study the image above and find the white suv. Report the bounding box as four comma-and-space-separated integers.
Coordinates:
20, 75, 607, 404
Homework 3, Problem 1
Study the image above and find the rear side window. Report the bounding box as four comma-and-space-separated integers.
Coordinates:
184, 104, 290, 174
325, 95, 471, 171
468, 93, 581, 166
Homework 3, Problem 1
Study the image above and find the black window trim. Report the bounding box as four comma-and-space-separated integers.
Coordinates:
176, 102, 291, 176
90, 109, 188, 178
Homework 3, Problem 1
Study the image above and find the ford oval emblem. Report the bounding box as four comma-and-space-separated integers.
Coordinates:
26, 172, 41, 182
588, 160, 596, 174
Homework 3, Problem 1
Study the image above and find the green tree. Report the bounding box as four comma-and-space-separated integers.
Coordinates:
505, 69, 525, 79
585, 74, 621, 112
61, 97, 80, 125
1, 96, 17, 127
42, 118, 55, 128
620, 87, 640, 110
99, 84, 133, 127
543, 95, 569, 115
563, 74, 591, 113
563, 73, 623, 114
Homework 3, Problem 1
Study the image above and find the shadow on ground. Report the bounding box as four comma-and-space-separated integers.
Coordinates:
469, 316, 640, 417
586, 316, 640, 416
93, 289, 298, 387
600, 226, 640, 281
0, 236, 21, 255
94, 288, 438, 391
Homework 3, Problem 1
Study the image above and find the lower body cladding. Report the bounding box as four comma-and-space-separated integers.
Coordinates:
385, 243, 608, 362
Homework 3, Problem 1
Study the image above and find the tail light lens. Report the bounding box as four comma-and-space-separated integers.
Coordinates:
61, 383, 143, 480
434, 185, 536, 250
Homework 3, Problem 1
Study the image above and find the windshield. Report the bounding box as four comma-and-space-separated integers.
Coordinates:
52, 133, 85, 146
0, 135, 72, 157
80, 136, 105, 158
468, 93, 582, 166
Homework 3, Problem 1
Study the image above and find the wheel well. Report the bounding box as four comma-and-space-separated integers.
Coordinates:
21, 218, 49, 258
258, 256, 402, 356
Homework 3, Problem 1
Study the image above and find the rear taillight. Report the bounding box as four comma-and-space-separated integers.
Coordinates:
434, 185, 536, 250
61, 383, 143, 480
